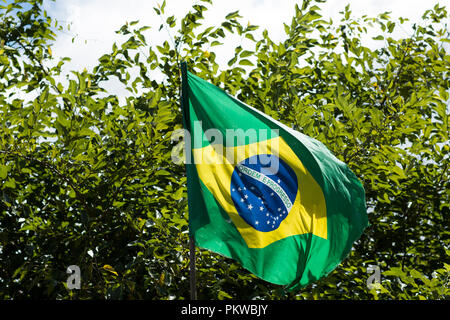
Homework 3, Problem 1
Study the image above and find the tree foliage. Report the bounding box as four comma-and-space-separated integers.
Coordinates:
0, 0, 449, 299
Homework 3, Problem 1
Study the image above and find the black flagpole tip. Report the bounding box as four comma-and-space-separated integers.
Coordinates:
180, 60, 186, 67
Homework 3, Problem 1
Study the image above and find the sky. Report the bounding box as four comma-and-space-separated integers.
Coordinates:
40, 0, 447, 100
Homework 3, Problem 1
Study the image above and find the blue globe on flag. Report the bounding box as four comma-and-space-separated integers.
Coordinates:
230, 154, 298, 232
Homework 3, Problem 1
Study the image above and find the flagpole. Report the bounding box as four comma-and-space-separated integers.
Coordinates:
180, 61, 197, 300
189, 235, 197, 300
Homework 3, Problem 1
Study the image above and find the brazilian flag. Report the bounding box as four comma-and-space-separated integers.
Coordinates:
180, 62, 368, 290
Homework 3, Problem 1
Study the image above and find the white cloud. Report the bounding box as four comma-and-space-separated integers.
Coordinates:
43, 0, 446, 89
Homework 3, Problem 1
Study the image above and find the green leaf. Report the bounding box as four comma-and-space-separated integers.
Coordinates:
102, 264, 118, 276
218, 290, 233, 300
0, 165, 8, 179
225, 11, 242, 20
245, 33, 256, 41
55, 109, 71, 128
384, 267, 407, 278
68, 188, 76, 198
113, 201, 126, 208
239, 50, 254, 58
4, 178, 16, 188
211, 40, 223, 47
171, 188, 184, 200
79, 128, 96, 137
409, 269, 424, 279
239, 59, 254, 66
443, 263, 450, 272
